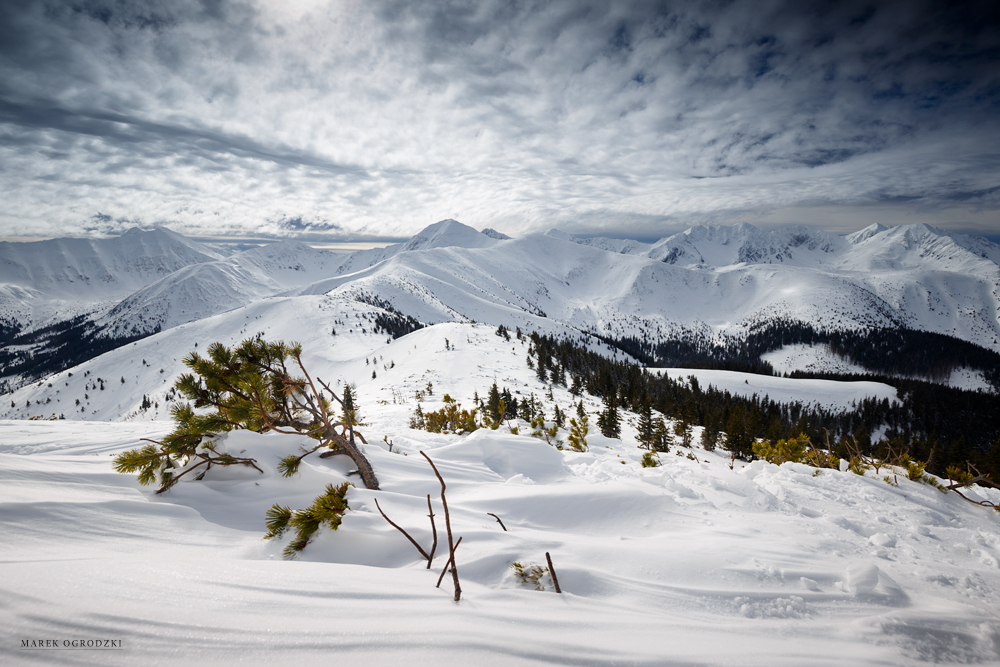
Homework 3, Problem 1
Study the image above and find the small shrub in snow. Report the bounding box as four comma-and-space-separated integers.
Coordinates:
511, 562, 551, 591
114, 338, 379, 493
530, 414, 560, 447
567, 415, 589, 452
753, 434, 810, 466
753, 433, 840, 470
420, 395, 479, 434
641, 451, 660, 468
265, 482, 353, 559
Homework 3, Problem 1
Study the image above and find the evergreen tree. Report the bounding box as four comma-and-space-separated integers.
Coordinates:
518, 395, 532, 422
409, 404, 426, 430
673, 419, 692, 448
487, 382, 501, 422
113, 338, 379, 492
597, 392, 621, 439
653, 417, 670, 453
501, 387, 516, 419
700, 423, 718, 451
637, 401, 655, 450
342, 384, 361, 427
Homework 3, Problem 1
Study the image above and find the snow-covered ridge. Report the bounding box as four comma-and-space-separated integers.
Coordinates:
0, 227, 222, 331
2, 318, 999, 665
2, 220, 999, 396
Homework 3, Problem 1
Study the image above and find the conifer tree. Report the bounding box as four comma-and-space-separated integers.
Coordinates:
597, 392, 621, 439
567, 415, 589, 452
342, 384, 360, 427
113, 338, 379, 492
653, 417, 670, 452
700, 423, 718, 451
501, 387, 516, 419
637, 401, 655, 450
487, 382, 501, 423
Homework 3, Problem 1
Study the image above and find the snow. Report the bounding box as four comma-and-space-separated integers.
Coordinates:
764, 344, 995, 393
654, 366, 898, 411
3, 323, 1000, 665
763, 343, 871, 376
4, 221, 1000, 400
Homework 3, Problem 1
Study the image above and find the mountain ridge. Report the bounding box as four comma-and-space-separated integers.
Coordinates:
1, 220, 999, 394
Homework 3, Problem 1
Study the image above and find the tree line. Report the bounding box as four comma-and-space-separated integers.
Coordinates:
526, 331, 1000, 483
596, 318, 1000, 388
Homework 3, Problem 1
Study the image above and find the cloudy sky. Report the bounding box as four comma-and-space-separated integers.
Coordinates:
1, 0, 999, 242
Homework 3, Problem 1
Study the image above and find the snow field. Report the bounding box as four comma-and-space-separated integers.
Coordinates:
3, 323, 1000, 665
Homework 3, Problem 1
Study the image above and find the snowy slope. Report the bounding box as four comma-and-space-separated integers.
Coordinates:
96, 241, 351, 337
2, 321, 1000, 666
2, 220, 999, 397
289, 230, 951, 346
0, 227, 221, 330
656, 367, 898, 411
318, 219, 503, 277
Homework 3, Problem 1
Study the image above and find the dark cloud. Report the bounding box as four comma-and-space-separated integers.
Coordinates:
0, 93, 374, 177
0, 0, 998, 239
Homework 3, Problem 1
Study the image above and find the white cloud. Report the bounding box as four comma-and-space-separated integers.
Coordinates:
0, 0, 997, 239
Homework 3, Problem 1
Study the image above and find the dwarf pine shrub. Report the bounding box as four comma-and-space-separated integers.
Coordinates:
114, 338, 378, 493
567, 415, 589, 452
265, 482, 353, 559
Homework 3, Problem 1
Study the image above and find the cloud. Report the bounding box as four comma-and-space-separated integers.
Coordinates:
0, 0, 998, 240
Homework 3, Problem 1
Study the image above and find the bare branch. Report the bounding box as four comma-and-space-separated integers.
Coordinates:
436, 536, 463, 590
487, 512, 507, 531
545, 551, 562, 594
423, 451, 461, 601
374, 498, 431, 563
427, 494, 438, 569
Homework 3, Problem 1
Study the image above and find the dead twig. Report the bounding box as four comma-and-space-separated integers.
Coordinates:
374, 497, 431, 564
427, 494, 438, 569
545, 552, 562, 594
487, 512, 507, 531
422, 451, 462, 601
436, 536, 463, 589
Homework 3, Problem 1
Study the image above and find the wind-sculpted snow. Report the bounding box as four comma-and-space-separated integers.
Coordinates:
2, 327, 999, 664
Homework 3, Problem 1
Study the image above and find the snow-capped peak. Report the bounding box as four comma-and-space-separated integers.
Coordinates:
401, 219, 500, 252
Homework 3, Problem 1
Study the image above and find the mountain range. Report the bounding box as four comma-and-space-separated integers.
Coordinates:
2, 219, 999, 403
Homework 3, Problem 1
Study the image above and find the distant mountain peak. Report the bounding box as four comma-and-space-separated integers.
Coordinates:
401, 219, 499, 251
544, 229, 576, 241
480, 228, 512, 240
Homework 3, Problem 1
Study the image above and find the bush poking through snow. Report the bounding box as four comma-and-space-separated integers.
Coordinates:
530, 414, 560, 447
421, 395, 479, 434
511, 562, 550, 590
113, 338, 379, 493
567, 415, 589, 452
264, 482, 353, 559
753, 433, 840, 470
641, 451, 660, 468
753, 434, 811, 466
